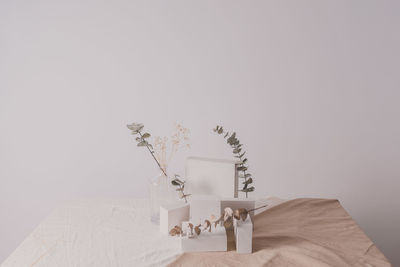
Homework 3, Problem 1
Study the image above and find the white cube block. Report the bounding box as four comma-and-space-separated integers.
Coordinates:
221, 198, 255, 220
186, 157, 239, 198
160, 202, 190, 235
181, 224, 227, 252
234, 216, 253, 253
189, 195, 220, 225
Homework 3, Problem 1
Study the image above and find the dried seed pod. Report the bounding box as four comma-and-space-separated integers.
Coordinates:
173, 225, 183, 235
233, 209, 241, 220
233, 208, 249, 221
240, 209, 249, 221
188, 223, 194, 234
194, 224, 201, 235
203, 220, 211, 232
169, 228, 178, 236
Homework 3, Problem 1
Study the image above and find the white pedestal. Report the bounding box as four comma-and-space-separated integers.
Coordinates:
221, 198, 255, 220
160, 202, 190, 235
186, 157, 239, 198
234, 216, 253, 253
189, 195, 220, 225
181, 224, 227, 252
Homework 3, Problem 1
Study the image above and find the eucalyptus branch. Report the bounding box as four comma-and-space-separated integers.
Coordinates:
213, 125, 255, 198
127, 123, 167, 177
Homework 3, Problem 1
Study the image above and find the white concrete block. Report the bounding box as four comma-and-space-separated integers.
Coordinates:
181, 224, 227, 252
221, 198, 255, 220
189, 195, 220, 225
186, 157, 239, 198
234, 216, 253, 253
160, 202, 190, 235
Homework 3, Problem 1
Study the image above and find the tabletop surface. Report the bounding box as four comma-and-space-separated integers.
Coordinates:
1, 197, 283, 267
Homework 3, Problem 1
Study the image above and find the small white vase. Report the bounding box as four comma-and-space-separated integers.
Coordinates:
148, 170, 175, 224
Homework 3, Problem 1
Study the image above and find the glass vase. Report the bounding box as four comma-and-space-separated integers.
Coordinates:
148, 170, 175, 224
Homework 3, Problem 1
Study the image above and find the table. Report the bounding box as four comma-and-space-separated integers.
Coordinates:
1, 198, 391, 267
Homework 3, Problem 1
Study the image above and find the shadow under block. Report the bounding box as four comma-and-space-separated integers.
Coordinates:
234, 216, 253, 254
181, 224, 227, 252
160, 202, 190, 235
189, 195, 221, 225
186, 157, 239, 198
220, 198, 255, 220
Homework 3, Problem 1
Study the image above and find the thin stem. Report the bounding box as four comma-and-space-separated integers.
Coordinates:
139, 131, 168, 177
247, 204, 268, 212
180, 184, 188, 203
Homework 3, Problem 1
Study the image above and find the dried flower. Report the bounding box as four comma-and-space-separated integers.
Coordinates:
194, 224, 201, 235
154, 122, 190, 172
233, 208, 249, 221
168, 205, 268, 239
169, 225, 183, 236
203, 220, 212, 232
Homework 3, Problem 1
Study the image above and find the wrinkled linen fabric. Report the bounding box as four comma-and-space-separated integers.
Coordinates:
1, 199, 182, 267
169, 198, 391, 267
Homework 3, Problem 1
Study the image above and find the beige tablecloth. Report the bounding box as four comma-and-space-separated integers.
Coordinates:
170, 198, 391, 267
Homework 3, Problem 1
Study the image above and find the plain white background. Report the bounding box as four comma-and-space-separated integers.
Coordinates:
1, 0, 399, 265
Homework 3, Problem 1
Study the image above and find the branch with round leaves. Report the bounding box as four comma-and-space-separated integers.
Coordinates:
213, 125, 255, 198
127, 123, 168, 176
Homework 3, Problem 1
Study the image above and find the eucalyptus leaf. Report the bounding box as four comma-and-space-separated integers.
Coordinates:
241, 186, 255, 193
137, 141, 147, 147
175, 178, 184, 184
237, 166, 247, 171
142, 133, 151, 138
127, 123, 144, 132
233, 148, 241, 154
171, 180, 180, 186
243, 178, 253, 184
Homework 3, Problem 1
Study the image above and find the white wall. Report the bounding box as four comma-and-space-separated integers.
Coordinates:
1, 0, 399, 264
